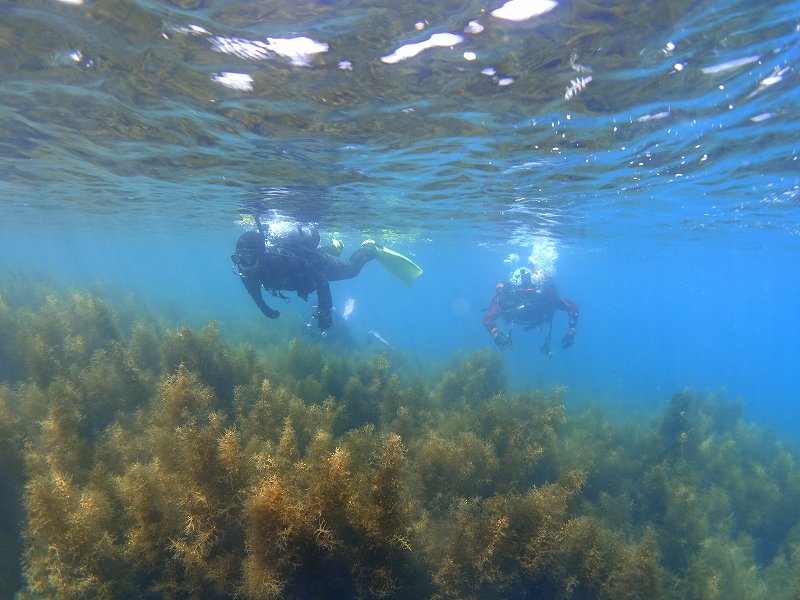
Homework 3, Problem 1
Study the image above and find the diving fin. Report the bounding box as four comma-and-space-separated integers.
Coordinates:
364, 240, 423, 285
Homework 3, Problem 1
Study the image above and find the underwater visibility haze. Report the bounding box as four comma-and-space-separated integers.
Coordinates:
1, 0, 800, 597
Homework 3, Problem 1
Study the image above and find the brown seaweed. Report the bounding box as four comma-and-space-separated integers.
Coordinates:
2, 279, 800, 599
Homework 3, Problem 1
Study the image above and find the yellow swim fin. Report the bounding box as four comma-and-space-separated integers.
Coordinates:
363, 240, 423, 285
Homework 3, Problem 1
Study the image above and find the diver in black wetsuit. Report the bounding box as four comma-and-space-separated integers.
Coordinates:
231, 222, 378, 330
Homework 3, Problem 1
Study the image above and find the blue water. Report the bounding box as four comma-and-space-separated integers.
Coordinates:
1, 0, 799, 435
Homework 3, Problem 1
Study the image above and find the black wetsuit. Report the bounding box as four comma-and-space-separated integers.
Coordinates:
240, 241, 375, 327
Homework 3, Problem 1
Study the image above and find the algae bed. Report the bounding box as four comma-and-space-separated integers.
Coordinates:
2, 273, 800, 600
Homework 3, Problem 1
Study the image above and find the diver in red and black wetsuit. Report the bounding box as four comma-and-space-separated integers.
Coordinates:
484, 267, 579, 355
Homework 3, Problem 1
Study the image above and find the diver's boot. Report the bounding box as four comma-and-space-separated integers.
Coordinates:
360, 239, 379, 257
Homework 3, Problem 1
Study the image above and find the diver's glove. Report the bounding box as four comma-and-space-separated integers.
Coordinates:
493, 330, 511, 351
561, 328, 576, 349
318, 310, 333, 330
264, 307, 280, 319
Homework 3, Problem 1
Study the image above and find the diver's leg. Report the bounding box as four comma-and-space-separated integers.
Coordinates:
320, 246, 377, 281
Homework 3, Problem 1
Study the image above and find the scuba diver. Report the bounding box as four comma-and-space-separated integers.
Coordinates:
232, 218, 423, 330
484, 266, 579, 355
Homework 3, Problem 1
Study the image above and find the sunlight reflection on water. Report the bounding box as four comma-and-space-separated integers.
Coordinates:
0, 0, 797, 245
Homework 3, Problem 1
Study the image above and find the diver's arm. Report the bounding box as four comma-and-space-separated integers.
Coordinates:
558, 297, 579, 329
483, 294, 501, 335
241, 277, 279, 319
557, 296, 579, 347
484, 293, 511, 350
314, 277, 333, 329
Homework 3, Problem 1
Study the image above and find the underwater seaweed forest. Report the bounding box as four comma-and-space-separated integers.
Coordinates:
2, 274, 800, 600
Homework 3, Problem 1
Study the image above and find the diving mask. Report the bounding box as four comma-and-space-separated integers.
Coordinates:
232, 250, 259, 271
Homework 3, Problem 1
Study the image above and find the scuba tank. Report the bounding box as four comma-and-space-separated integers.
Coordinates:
264, 220, 320, 249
